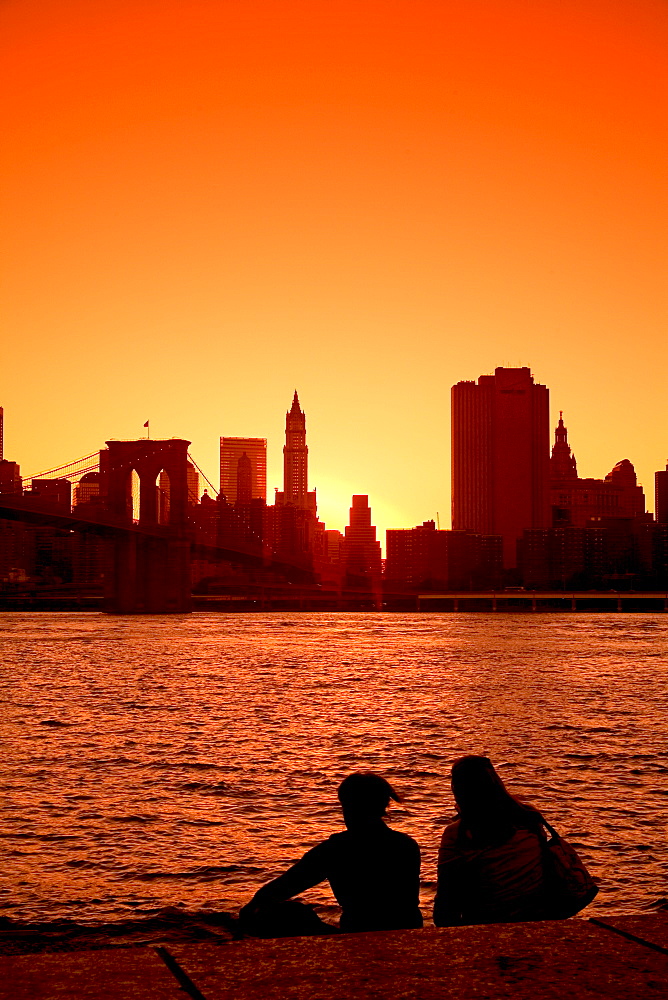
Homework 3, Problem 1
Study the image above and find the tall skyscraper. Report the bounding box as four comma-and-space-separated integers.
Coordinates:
341, 495, 382, 587
283, 391, 308, 506
219, 438, 267, 505
451, 366, 550, 567
275, 391, 316, 514
655, 462, 668, 524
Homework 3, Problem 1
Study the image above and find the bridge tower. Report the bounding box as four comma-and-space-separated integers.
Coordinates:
101, 439, 192, 613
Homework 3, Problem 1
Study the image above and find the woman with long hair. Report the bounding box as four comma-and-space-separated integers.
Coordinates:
241, 772, 423, 935
433, 755, 548, 926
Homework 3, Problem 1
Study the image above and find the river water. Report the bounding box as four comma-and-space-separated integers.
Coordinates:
1, 611, 666, 927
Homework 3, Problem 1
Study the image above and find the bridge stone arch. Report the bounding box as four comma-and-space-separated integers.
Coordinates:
103, 439, 190, 529
101, 439, 192, 613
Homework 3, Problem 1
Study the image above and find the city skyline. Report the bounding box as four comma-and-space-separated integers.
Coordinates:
2, 1, 667, 543
2, 375, 665, 535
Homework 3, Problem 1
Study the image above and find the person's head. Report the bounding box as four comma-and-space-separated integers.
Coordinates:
450, 755, 538, 844
337, 772, 400, 827
450, 755, 510, 818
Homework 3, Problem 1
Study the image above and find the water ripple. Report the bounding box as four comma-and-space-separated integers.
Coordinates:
1, 610, 666, 924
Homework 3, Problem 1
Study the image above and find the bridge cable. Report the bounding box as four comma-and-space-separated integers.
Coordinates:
24, 451, 100, 481
187, 453, 219, 497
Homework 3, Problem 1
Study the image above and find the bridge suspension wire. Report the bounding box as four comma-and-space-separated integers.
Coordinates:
24, 451, 101, 485
187, 453, 219, 497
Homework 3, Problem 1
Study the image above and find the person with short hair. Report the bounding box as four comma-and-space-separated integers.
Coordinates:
241, 772, 423, 934
433, 755, 548, 926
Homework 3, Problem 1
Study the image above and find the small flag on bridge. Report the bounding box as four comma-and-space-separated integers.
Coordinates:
144, 420, 149, 439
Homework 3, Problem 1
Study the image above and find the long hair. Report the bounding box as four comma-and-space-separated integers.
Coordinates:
450, 756, 542, 847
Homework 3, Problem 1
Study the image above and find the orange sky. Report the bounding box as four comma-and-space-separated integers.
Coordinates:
2, 0, 667, 545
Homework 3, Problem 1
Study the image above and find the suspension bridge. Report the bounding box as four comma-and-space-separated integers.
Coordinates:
0, 438, 309, 613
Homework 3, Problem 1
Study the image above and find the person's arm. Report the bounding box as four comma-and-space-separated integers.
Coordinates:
241, 842, 329, 916
433, 823, 466, 927
433, 857, 467, 926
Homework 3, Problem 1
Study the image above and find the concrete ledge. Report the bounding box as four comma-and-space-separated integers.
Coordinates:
170, 917, 668, 1000
1, 946, 183, 1000
2, 914, 667, 1000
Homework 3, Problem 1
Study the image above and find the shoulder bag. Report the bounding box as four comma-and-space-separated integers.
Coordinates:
538, 815, 599, 918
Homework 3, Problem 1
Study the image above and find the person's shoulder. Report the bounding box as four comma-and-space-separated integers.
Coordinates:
440, 818, 461, 845
437, 818, 463, 862
384, 825, 421, 852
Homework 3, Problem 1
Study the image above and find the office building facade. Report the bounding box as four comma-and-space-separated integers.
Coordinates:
452, 366, 550, 568
219, 437, 267, 505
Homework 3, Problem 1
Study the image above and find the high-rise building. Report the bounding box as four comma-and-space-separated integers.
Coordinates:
283, 391, 308, 506
655, 462, 668, 524
275, 392, 316, 514
0, 406, 3, 462
451, 366, 550, 568
341, 495, 382, 587
219, 438, 267, 505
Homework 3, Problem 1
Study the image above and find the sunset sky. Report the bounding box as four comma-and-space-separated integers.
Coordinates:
2, 0, 667, 544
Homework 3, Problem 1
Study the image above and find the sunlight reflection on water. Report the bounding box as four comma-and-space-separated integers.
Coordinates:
1, 611, 667, 924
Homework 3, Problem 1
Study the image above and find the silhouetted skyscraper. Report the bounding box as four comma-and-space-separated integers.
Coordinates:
655, 463, 668, 524
220, 437, 267, 505
236, 452, 253, 505
275, 391, 316, 515
342, 495, 382, 588
452, 366, 550, 568
283, 391, 308, 506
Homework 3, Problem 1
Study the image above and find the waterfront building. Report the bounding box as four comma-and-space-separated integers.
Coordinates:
385, 521, 502, 590
219, 437, 267, 505
451, 366, 550, 568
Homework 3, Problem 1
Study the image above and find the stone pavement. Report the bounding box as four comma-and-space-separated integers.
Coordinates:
3, 913, 667, 999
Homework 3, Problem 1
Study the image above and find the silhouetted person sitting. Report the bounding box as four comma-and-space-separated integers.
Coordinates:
433, 756, 548, 926
240, 772, 423, 936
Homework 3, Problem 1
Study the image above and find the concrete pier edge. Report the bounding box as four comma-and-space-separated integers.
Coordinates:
3, 912, 667, 999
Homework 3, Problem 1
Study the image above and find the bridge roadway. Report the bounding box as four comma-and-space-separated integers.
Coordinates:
417, 590, 668, 610
0, 499, 269, 568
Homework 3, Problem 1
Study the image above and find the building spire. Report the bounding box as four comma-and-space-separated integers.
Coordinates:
550, 412, 578, 480
283, 390, 308, 505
